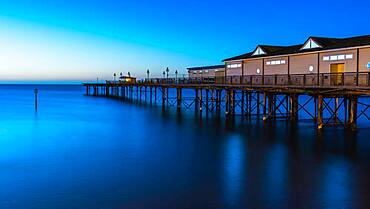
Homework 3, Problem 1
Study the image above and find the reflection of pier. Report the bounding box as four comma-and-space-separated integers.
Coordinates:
83, 74, 370, 130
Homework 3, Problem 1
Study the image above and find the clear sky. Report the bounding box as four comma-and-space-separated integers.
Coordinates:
0, 0, 369, 82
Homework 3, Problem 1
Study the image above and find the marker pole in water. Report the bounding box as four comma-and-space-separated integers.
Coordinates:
34, 88, 39, 111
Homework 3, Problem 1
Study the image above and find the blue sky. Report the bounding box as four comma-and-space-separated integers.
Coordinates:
0, 0, 369, 82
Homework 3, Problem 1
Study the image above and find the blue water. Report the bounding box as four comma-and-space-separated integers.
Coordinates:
0, 85, 370, 209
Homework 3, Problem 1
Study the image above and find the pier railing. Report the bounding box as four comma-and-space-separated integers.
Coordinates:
136, 72, 370, 87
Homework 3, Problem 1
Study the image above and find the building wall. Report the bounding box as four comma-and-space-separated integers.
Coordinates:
290, 54, 318, 74
188, 68, 222, 78
226, 62, 242, 76
359, 47, 370, 72
319, 49, 357, 73
264, 56, 289, 75
243, 59, 263, 75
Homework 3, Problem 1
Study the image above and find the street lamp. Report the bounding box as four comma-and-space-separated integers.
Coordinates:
128, 72, 131, 77
163, 71, 166, 78
175, 70, 178, 82
147, 69, 150, 80
166, 67, 169, 78
113, 73, 116, 83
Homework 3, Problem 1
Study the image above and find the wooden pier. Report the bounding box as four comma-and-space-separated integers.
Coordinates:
83, 73, 370, 130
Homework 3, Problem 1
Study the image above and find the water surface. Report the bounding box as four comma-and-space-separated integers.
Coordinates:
0, 85, 369, 209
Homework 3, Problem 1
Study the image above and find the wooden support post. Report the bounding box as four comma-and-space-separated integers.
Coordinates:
334, 97, 339, 124
257, 92, 261, 116
286, 95, 290, 118
195, 88, 199, 111
154, 87, 157, 102
205, 89, 209, 113
249, 91, 252, 116
150, 87, 152, 103
231, 90, 235, 115
348, 96, 358, 130
241, 90, 245, 116
263, 92, 267, 120
145, 86, 147, 101
162, 87, 166, 106
267, 94, 273, 119
199, 88, 203, 112
344, 96, 347, 124
317, 95, 323, 129
139, 87, 142, 102
106, 86, 110, 97
211, 88, 215, 111
177, 88, 182, 110
225, 89, 229, 115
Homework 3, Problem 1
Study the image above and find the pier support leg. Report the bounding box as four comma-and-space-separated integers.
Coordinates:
199, 88, 203, 112
317, 95, 323, 130
177, 88, 182, 110
263, 92, 267, 120
241, 90, 245, 116
348, 96, 358, 130
225, 89, 229, 115
257, 92, 261, 117
206, 89, 209, 113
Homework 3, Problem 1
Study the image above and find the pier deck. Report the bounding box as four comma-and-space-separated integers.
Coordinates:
83, 74, 370, 130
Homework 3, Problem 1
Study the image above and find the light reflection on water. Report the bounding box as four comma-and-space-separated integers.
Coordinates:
0, 85, 369, 209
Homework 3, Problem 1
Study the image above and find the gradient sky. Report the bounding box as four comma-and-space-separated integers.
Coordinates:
0, 0, 369, 82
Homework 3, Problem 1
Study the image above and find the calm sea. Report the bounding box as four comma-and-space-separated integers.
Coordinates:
0, 84, 370, 209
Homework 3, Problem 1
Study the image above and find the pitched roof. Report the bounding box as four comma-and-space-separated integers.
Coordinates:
187, 64, 225, 71
223, 35, 370, 62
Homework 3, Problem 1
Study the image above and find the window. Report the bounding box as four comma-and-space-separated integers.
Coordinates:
193, 71, 197, 74
309, 65, 314, 72
204, 70, 209, 74
256, 68, 261, 74
199, 70, 203, 74
252, 47, 266, 56
267, 59, 286, 65
323, 54, 354, 61
346, 54, 353, 59
330, 55, 338, 61
301, 38, 322, 50
227, 64, 242, 68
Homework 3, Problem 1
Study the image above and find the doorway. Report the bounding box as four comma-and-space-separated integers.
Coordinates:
330, 63, 344, 86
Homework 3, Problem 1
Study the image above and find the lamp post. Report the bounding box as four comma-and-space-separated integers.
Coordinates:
128, 72, 131, 77
147, 69, 150, 80
175, 70, 178, 83
166, 67, 169, 79
163, 71, 165, 78
113, 73, 116, 83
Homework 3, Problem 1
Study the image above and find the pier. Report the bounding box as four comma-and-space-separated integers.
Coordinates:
83, 73, 370, 130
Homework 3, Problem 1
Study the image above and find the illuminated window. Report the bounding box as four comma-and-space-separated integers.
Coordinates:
346, 54, 353, 59
256, 68, 261, 74
323, 54, 354, 61
193, 71, 197, 74
301, 38, 322, 50
309, 65, 314, 72
252, 47, 266, 56
227, 64, 242, 68
330, 55, 338, 60
204, 70, 209, 74
267, 59, 286, 65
